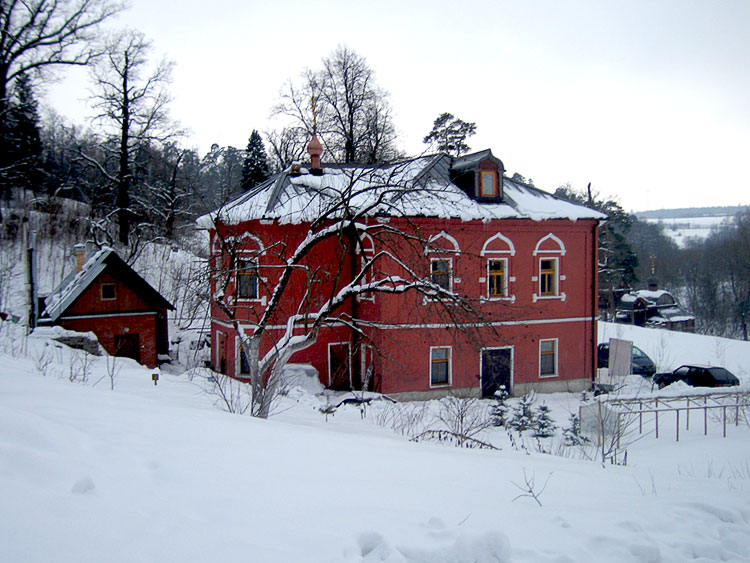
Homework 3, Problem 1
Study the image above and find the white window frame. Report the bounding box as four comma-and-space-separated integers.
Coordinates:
430, 257, 453, 292
429, 346, 452, 387
538, 256, 559, 297
532, 233, 566, 302
480, 232, 516, 302
487, 258, 509, 300
539, 338, 558, 378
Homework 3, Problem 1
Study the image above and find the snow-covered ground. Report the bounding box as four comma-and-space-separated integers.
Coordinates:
1, 321, 749, 562
644, 215, 732, 248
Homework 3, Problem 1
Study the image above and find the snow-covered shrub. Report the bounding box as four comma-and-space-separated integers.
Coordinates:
490, 386, 509, 427
508, 391, 536, 433
532, 404, 557, 438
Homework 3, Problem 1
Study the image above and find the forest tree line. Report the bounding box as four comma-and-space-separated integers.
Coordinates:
1, 0, 748, 340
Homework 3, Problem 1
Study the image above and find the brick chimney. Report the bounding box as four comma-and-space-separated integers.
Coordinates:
307, 134, 323, 175
74, 243, 86, 273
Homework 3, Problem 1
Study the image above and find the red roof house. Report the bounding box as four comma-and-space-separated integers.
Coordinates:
199, 148, 604, 398
39, 247, 174, 368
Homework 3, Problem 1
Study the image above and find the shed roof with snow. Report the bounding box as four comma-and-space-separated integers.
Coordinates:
42, 248, 174, 322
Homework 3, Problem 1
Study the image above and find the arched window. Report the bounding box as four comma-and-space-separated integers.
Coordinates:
533, 234, 566, 302
481, 233, 516, 301
425, 232, 460, 293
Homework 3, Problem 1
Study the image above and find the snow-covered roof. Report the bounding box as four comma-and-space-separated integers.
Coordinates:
197, 152, 606, 227
42, 248, 174, 322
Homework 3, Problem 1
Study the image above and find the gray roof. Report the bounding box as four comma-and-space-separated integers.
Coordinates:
197, 150, 606, 227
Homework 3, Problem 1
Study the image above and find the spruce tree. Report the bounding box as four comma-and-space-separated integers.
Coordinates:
241, 130, 270, 192
532, 404, 557, 438
490, 385, 510, 427
508, 392, 536, 433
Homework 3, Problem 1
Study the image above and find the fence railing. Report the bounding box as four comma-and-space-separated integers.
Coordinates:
580, 391, 749, 446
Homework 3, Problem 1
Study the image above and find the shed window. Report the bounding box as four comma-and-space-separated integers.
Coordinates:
101, 283, 116, 301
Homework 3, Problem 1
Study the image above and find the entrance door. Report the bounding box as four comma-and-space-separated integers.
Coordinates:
328, 342, 351, 390
114, 333, 141, 363
481, 347, 512, 398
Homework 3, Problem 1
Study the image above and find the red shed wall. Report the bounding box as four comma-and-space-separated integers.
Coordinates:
59, 268, 167, 368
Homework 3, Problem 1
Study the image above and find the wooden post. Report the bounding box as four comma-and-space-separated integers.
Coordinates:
676, 409, 680, 442
617, 412, 621, 449
723, 406, 727, 438
686, 397, 690, 430
655, 399, 659, 439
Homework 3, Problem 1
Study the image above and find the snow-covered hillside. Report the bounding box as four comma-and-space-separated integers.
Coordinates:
1, 322, 749, 562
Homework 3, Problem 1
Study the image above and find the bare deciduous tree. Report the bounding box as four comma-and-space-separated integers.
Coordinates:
273, 45, 399, 164
0, 0, 122, 118
84, 30, 177, 245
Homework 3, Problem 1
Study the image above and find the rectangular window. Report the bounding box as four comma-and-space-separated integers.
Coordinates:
237, 258, 259, 299
488, 259, 507, 298
431, 259, 451, 291
430, 347, 451, 386
539, 258, 558, 296
480, 171, 497, 197
101, 282, 116, 301
539, 339, 557, 377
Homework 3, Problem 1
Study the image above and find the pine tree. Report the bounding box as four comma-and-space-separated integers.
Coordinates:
508, 391, 536, 433
241, 130, 270, 192
0, 73, 43, 196
423, 113, 477, 157
490, 385, 509, 427
532, 404, 557, 438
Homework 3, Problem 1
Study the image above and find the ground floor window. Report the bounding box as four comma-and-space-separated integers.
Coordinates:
539, 338, 557, 377
430, 346, 451, 386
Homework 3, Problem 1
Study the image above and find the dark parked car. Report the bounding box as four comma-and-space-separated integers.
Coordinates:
653, 365, 740, 389
597, 343, 656, 377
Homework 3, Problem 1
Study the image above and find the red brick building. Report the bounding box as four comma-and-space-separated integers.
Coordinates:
39, 248, 174, 368
201, 149, 604, 398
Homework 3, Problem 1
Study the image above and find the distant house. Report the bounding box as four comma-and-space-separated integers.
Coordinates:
200, 144, 605, 398
615, 276, 695, 332
38, 247, 174, 368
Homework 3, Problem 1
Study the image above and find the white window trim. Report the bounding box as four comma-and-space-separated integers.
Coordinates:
480, 233, 516, 257
533, 233, 566, 256
235, 253, 267, 305
485, 257, 515, 302
533, 256, 566, 303
425, 231, 461, 255
429, 346, 452, 388
539, 338, 559, 378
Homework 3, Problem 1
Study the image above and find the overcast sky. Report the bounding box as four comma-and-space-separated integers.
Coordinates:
46, 0, 750, 212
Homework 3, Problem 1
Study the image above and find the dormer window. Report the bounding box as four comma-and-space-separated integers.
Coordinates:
480, 171, 498, 197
